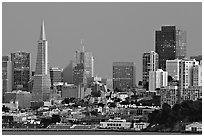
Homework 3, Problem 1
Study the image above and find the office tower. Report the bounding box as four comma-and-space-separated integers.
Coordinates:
113, 62, 136, 91
142, 51, 159, 90
73, 44, 94, 86
31, 20, 51, 105
190, 55, 202, 64
179, 59, 198, 96
63, 60, 75, 84
149, 69, 168, 91
50, 67, 63, 86
11, 51, 31, 91
2, 56, 12, 102
192, 62, 202, 86
166, 59, 181, 81
155, 26, 187, 71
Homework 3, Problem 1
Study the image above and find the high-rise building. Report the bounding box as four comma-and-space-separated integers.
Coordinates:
155, 26, 187, 71
2, 55, 12, 102
11, 51, 31, 91
179, 59, 198, 96
31, 20, 51, 106
166, 59, 181, 81
50, 67, 63, 86
142, 51, 159, 90
113, 62, 136, 91
192, 63, 202, 86
149, 69, 168, 91
73, 44, 94, 86
63, 60, 75, 84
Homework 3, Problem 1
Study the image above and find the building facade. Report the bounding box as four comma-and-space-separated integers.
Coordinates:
113, 62, 136, 91
179, 59, 198, 96
11, 51, 31, 91
155, 26, 186, 71
31, 20, 51, 106
73, 45, 94, 87
166, 59, 181, 81
2, 56, 12, 99
50, 67, 63, 86
160, 86, 179, 108
192, 63, 202, 86
142, 51, 159, 90
183, 86, 202, 101
149, 69, 168, 91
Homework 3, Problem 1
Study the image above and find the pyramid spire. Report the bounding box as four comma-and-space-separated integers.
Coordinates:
40, 20, 46, 40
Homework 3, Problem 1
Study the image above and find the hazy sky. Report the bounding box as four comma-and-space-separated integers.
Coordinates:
2, 2, 202, 83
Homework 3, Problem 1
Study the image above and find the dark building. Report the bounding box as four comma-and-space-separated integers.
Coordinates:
11, 51, 31, 91
50, 67, 63, 86
113, 62, 136, 91
155, 26, 186, 71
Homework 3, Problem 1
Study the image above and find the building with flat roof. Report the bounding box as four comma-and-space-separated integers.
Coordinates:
113, 62, 136, 91
50, 67, 63, 86
155, 26, 186, 71
11, 51, 31, 91
142, 51, 159, 90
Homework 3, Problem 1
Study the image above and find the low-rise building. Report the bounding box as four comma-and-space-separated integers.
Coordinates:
133, 122, 150, 131
100, 118, 131, 129
185, 122, 202, 132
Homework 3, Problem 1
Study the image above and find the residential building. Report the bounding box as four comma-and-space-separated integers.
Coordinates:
149, 69, 168, 91
160, 86, 179, 108
133, 122, 150, 131
11, 51, 31, 91
142, 51, 159, 90
185, 122, 202, 132
155, 26, 186, 71
192, 63, 202, 86
113, 62, 136, 91
31, 20, 51, 107
180, 59, 198, 95
183, 86, 202, 101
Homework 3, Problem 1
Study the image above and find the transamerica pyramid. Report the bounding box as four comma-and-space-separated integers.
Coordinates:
31, 20, 51, 107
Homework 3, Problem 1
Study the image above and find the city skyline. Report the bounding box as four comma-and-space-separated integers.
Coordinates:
2, 2, 202, 83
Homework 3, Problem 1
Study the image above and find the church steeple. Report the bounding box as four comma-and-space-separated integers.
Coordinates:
40, 20, 46, 40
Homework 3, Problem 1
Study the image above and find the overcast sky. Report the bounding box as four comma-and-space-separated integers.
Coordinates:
2, 2, 202, 83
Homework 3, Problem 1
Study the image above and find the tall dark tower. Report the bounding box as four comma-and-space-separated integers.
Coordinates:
31, 20, 51, 107
155, 26, 186, 71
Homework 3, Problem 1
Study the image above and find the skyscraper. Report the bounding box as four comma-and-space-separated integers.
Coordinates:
192, 62, 202, 86
179, 59, 198, 96
155, 26, 187, 71
149, 69, 168, 91
31, 20, 51, 106
11, 51, 31, 91
142, 51, 158, 90
73, 43, 94, 86
2, 55, 12, 102
113, 62, 136, 91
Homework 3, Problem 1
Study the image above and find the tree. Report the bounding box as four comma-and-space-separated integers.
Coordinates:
91, 90, 101, 97
168, 75, 174, 82
2, 105, 10, 112
109, 102, 116, 108
51, 114, 61, 124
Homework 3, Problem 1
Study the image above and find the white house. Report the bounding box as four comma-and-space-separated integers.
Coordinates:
185, 122, 202, 132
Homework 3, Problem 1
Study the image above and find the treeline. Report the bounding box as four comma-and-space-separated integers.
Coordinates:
147, 99, 202, 131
